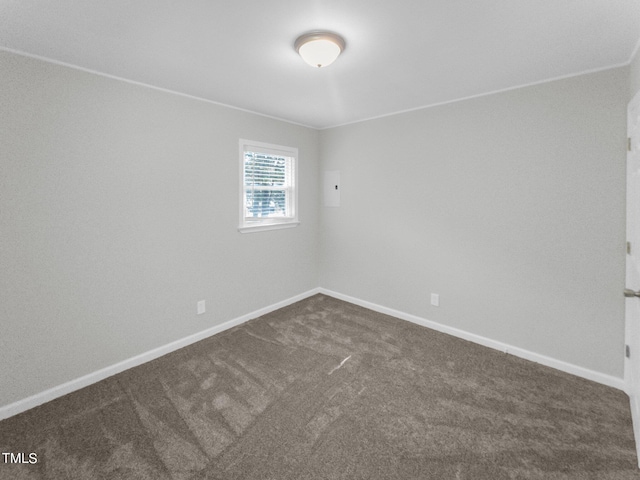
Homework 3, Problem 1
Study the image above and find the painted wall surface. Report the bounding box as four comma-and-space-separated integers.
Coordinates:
0, 46, 632, 410
0, 50, 320, 407
319, 67, 628, 377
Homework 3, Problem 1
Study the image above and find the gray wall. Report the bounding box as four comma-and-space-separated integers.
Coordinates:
0, 47, 632, 409
0, 50, 320, 407
319, 67, 628, 377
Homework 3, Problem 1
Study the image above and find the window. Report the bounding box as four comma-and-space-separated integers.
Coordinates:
239, 139, 298, 233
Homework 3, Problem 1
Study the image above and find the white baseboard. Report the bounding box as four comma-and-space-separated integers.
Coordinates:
0, 288, 321, 421
0, 286, 626, 421
318, 288, 626, 391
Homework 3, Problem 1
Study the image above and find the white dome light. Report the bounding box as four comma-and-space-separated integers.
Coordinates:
295, 32, 345, 68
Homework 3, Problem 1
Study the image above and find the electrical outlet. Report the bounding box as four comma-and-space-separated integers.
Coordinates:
431, 293, 439, 307
197, 300, 206, 315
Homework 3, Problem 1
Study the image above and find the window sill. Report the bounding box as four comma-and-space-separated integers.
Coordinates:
238, 221, 300, 234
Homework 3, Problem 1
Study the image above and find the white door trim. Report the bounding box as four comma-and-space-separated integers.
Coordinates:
625, 88, 640, 467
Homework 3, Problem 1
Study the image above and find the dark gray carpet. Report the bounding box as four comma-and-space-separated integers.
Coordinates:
1, 294, 638, 479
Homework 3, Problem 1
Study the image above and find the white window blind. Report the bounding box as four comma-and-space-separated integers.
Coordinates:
239, 140, 298, 232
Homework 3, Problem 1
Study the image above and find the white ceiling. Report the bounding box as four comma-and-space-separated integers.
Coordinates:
1, 1, 639, 129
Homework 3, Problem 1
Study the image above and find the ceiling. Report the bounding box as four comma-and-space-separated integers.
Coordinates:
1, 1, 639, 129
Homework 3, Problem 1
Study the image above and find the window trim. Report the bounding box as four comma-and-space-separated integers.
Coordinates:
238, 139, 299, 233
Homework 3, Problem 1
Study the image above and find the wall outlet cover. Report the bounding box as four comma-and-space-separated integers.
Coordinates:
431, 293, 439, 307
197, 300, 206, 315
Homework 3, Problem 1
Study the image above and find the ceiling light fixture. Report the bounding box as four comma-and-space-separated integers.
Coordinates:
294, 32, 345, 68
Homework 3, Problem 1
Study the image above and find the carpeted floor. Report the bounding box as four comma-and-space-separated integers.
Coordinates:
1, 293, 639, 479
